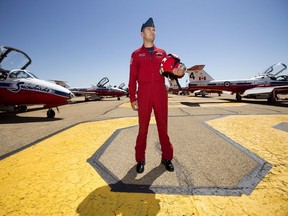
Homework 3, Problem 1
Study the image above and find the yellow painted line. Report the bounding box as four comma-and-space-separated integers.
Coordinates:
168, 105, 188, 108
119, 102, 132, 108
200, 103, 247, 107
120, 102, 246, 108
0, 115, 287, 215
201, 115, 288, 215
119, 102, 187, 108
0, 117, 151, 215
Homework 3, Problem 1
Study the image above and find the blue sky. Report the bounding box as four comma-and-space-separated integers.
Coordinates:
1, 0, 287, 88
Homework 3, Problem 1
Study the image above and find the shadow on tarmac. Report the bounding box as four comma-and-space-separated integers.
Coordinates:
181, 98, 288, 107
0, 115, 62, 124
77, 165, 165, 216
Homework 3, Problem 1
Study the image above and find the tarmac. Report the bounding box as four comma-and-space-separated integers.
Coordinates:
0, 94, 288, 215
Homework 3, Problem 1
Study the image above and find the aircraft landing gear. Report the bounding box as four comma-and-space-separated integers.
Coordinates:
236, 93, 242, 101
267, 91, 278, 104
15, 105, 27, 112
47, 108, 55, 118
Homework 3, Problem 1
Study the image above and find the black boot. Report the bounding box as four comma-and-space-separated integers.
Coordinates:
136, 161, 145, 173
161, 159, 174, 172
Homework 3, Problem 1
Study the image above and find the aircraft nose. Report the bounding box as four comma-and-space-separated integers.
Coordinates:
69, 92, 75, 99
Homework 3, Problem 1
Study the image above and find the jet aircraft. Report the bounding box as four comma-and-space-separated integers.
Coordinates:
167, 77, 221, 96
53, 77, 127, 101
186, 63, 288, 103
167, 79, 190, 95
0, 46, 74, 118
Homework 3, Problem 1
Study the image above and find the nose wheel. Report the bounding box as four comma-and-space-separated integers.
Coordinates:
47, 108, 56, 118
236, 93, 242, 101
267, 90, 278, 103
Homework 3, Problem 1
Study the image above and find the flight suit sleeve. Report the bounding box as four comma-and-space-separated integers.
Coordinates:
128, 52, 138, 103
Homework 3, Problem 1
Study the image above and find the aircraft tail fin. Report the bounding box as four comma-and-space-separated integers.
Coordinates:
187, 65, 214, 83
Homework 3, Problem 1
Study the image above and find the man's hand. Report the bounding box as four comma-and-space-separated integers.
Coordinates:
131, 101, 139, 111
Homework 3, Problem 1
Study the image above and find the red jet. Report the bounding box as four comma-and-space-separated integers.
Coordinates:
0, 46, 74, 118
54, 77, 127, 101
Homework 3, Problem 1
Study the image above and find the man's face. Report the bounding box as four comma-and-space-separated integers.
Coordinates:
141, 27, 156, 42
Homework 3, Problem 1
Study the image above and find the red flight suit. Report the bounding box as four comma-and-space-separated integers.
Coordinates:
129, 45, 173, 162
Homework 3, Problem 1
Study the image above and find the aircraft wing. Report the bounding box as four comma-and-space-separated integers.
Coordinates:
70, 90, 99, 96
243, 86, 288, 96
51, 80, 98, 96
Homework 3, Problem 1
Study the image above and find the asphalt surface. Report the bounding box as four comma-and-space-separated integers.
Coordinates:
0, 94, 287, 215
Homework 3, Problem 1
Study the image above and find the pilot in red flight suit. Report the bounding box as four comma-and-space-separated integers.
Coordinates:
129, 18, 184, 174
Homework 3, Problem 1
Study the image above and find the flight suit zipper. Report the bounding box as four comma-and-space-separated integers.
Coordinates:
151, 53, 154, 84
